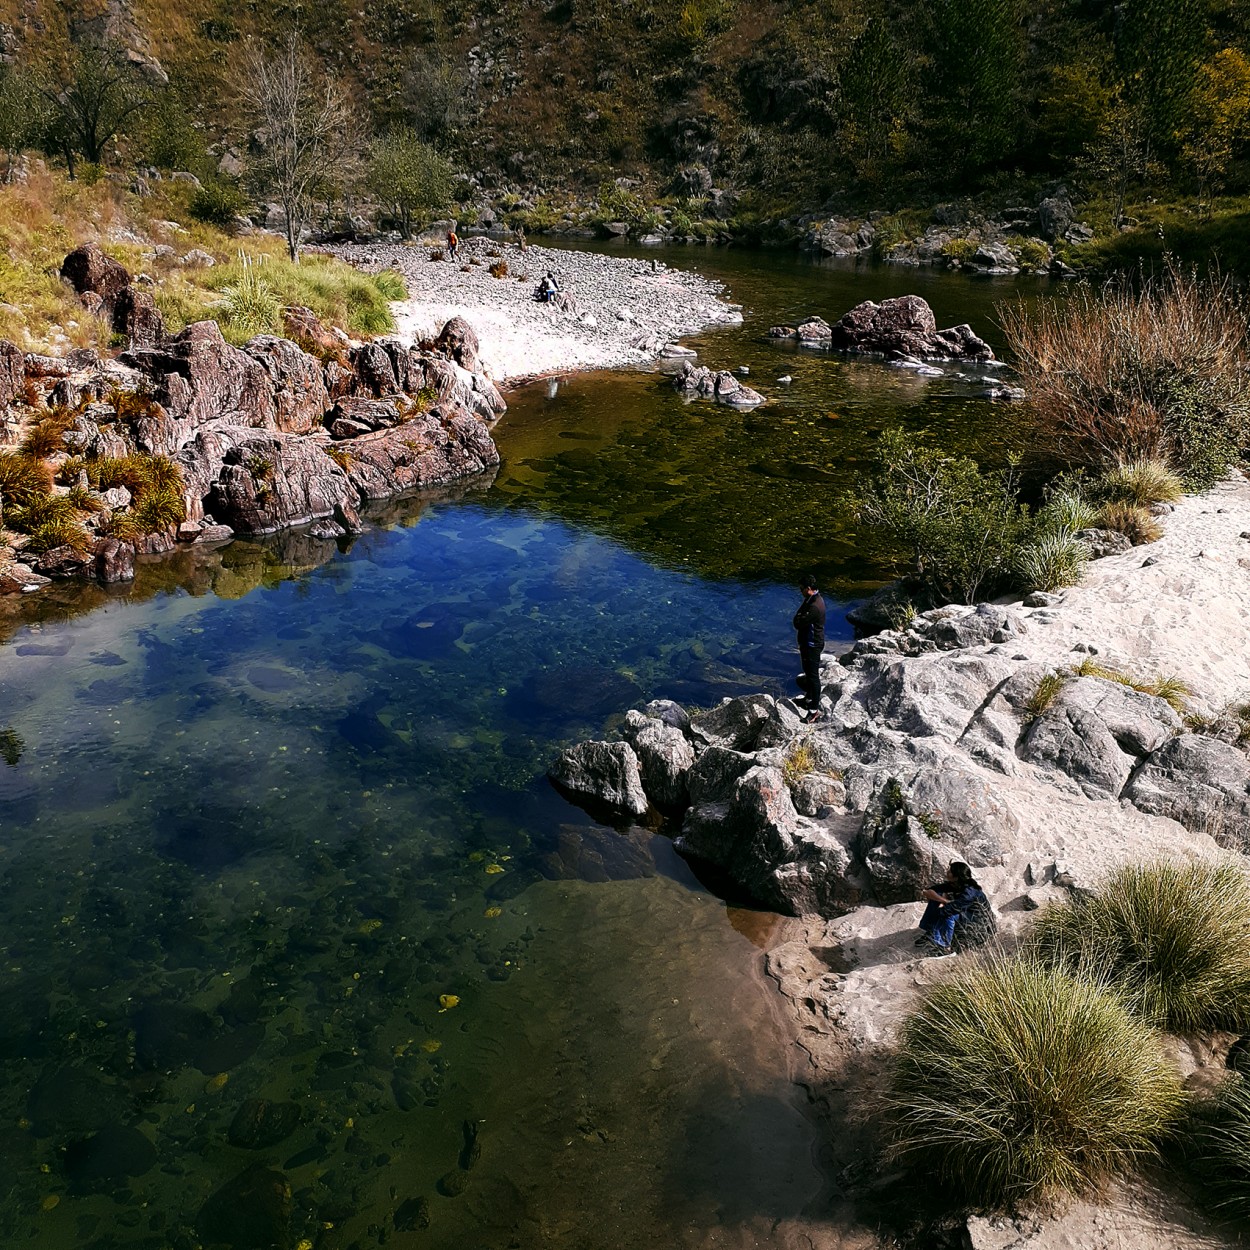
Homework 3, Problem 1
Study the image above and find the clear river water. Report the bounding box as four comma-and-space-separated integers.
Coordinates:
0, 246, 1043, 1250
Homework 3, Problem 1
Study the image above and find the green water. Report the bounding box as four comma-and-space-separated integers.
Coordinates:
0, 248, 1036, 1249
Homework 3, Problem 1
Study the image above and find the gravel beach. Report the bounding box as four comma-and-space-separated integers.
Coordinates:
326, 238, 744, 383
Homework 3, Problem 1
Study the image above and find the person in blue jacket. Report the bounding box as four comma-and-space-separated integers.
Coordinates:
915, 861, 991, 955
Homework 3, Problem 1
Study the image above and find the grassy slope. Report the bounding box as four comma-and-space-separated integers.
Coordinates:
0, 169, 401, 352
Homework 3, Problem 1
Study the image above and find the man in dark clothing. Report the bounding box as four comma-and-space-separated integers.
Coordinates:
793, 574, 826, 724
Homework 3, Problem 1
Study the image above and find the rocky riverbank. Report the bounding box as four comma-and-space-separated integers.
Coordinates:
549, 475, 1250, 1247
326, 238, 745, 381
0, 244, 506, 597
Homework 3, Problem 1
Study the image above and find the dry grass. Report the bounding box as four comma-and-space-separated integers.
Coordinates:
1023, 671, 1068, 721
1001, 266, 1250, 488
1098, 501, 1163, 545
1070, 657, 1192, 711
1102, 458, 1184, 507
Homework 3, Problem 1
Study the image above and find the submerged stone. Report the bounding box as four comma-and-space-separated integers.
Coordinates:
198, 1166, 292, 1250
228, 1100, 302, 1150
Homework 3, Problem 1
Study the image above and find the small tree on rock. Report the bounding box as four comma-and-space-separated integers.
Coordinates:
233, 34, 362, 261
367, 128, 453, 237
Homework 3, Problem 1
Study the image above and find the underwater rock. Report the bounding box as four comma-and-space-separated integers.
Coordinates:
394, 1195, 432, 1231
63, 1123, 156, 1186
228, 1100, 302, 1150
438, 1167, 470, 1197
198, 1165, 292, 1250
27, 1066, 123, 1139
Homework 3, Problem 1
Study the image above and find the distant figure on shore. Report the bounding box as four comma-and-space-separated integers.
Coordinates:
915, 861, 994, 955
447, 228, 459, 260
516, 225, 527, 252
793, 573, 826, 723
536, 271, 560, 303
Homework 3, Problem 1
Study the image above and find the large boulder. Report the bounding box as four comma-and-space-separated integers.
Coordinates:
112, 286, 164, 349
61, 243, 131, 315
621, 709, 695, 809
342, 408, 500, 500
123, 321, 277, 449
672, 361, 765, 408
349, 342, 398, 397
1124, 735, 1250, 851
689, 695, 778, 752
435, 316, 481, 371
548, 740, 649, 817
1019, 700, 1135, 800
677, 766, 859, 916
242, 335, 331, 434
826, 296, 994, 362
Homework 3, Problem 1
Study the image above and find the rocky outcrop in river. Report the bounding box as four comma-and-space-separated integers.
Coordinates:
550, 482, 1250, 920
770, 295, 994, 362
0, 248, 506, 591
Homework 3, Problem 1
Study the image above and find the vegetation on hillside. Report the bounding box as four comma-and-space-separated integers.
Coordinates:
0, 0, 1246, 237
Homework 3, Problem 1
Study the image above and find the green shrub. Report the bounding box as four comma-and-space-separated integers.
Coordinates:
132, 485, 186, 533
1031, 859, 1250, 1031
1037, 488, 1100, 536
1015, 238, 1051, 269
1015, 530, 1088, 591
1188, 1076, 1250, 1221
1102, 458, 1183, 506
886, 956, 1185, 1206
372, 269, 407, 301
189, 182, 252, 229
844, 428, 1031, 604
217, 255, 282, 340
940, 237, 977, 263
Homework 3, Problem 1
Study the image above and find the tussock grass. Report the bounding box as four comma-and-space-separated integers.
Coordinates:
781, 740, 816, 785
1038, 489, 1100, 536
1031, 860, 1250, 1031
1070, 657, 1191, 711
1098, 500, 1163, 545
1001, 266, 1250, 490
1103, 458, 1184, 507
1188, 1077, 1250, 1221
0, 454, 53, 507
1015, 530, 1088, 592
1023, 671, 1068, 721
886, 956, 1185, 1207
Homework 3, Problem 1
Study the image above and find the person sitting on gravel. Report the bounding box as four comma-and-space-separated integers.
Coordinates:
536, 272, 560, 303
915, 861, 992, 956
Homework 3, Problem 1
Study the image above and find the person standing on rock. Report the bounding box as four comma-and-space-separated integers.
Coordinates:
793, 574, 826, 723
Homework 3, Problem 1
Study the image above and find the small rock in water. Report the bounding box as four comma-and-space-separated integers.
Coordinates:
394, 1196, 431, 1231
438, 1168, 470, 1197
776, 375, 792, 384
736, 365, 750, 376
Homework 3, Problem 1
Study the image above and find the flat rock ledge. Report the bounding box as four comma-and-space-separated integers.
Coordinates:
550, 477, 1250, 1249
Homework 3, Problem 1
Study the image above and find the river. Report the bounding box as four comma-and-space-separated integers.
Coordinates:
0, 247, 1044, 1249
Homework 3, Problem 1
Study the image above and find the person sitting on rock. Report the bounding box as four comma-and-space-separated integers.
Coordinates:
536, 272, 560, 303
915, 861, 990, 956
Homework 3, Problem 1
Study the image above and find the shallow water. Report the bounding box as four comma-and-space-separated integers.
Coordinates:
0, 248, 1035, 1248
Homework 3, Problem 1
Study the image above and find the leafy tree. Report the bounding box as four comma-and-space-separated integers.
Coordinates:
837, 17, 915, 183
1181, 48, 1250, 210
1078, 84, 1155, 223
1115, 0, 1208, 163
0, 64, 49, 182
367, 129, 454, 236
233, 35, 363, 261
923, 0, 1028, 176
36, 42, 148, 174
402, 48, 472, 145
138, 85, 209, 174
845, 428, 1031, 605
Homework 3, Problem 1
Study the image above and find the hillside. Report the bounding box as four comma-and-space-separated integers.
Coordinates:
2, 0, 1249, 229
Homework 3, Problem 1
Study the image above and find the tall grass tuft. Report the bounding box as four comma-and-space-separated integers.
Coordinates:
1000, 265, 1250, 489
886, 956, 1185, 1207
1188, 1077, 1250, 1221
1098, 500, 1163, 545
0, 453, 53, 507
217, 252, 282, 341
1015, 530, 1088, 592
1103, 458, 1184, 507
1037, 489, 1100, 536
1031, 859, 1250, 1031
